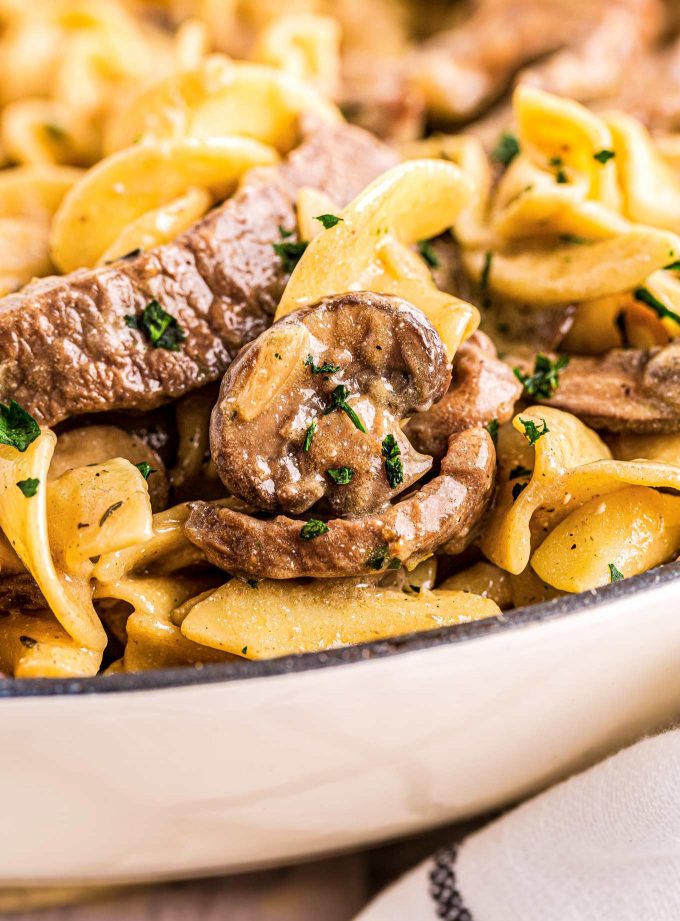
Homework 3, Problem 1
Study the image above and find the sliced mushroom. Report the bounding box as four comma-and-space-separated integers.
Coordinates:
50, 425, 169, 510
210, 292, 451, 517
405, 332, 522, 460
522, 343, 680, 433
185, 428, 496, 580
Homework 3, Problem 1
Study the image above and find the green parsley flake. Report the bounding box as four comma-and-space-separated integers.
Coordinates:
513, 353, 570, 399
664, 260, 680, 271
135, 462, 156, 480
366, 544, 401, 571
509, 465, 532, 480
381, 434, 404, 488
303, 419, 317, 452
305, 354, 340, 374
273, 226, 308, 272
327, 466, 354, 485
126, 300, 186, 351
491, 131, 520, 166
99, 500, 123, 527
480, 251, 493, 309
323, 385, 367, 433
0, 401, 40, 452
300, 519, 329, 541
559, 234, 588, 245
44, 122, 68, 142
241, 646, 248, 655
549, 156, 568, 183
485, 418, 499, 445
608, 563, 624, 583
634, 287, 680, 326
519, 417, 550, 446
314, 213, 343, 229
593, 149, 615, 164
16, 477, 39, 497
417, 239, 439, 269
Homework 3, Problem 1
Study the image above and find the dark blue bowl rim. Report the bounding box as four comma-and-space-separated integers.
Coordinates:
1, 561, 679, 698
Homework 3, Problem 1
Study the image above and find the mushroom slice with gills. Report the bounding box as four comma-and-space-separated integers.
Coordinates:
210, 291, 451, 517
405, 331, 523, 461
185, 428, 495, 581
522, 342, 680, 434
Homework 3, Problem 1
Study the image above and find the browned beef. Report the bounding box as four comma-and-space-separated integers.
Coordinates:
528, 343, 680, 433
185, 428, 496, 580
0, 118, 396, 426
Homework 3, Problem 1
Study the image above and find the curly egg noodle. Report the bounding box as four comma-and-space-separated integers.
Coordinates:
1, 2, 680, 678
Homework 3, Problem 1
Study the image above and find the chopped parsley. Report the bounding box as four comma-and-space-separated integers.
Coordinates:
274, 352, 282, 360
417, 238, 439, 269
559, 233, 588, 245
241, 646, 248, 655
125, 300, 186, 351
664, 260, 680, 271
381, 434, 404, 488
273, 227, 308, 272
305, 354, 340, 374
512, 481, 528, 501
16, 477, 39, 497
519, 417, 550, 446
513, 353, 570, 399
99, 500, 123, 527
366, 544, 401, 571
323, 385, 367, 433
303, 419, 317, 452
608, 563, 624, 583
327, 466, 354, 485
509, 465, 532, 480
135, 462, 156, 480
480, 250, 493, 309
549, 156, 568, 183
43, 122, 68, 142
593, 149, 615, 164
246, 578, 259, 589
19, 635, 37, 648
314, 213, 343, 229
0, 401, 40, 452
634, 287, 680, 326
300, 519, 329, 540
485, 418, 499, 445
491, 131, 520, 167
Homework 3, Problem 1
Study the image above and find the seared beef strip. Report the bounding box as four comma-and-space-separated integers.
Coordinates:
211, 292, 450, 517
405, 332, 522, 460
521, 343, 680, 433
185, 428, 495, 580
0, 118, 396, 427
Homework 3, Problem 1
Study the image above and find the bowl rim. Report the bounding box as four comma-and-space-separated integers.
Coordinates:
2, 561, 679, 699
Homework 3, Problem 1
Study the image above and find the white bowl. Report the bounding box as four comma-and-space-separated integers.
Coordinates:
1, 565, 680, 886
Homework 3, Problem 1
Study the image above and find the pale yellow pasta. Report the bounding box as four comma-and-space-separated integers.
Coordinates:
96, 185, 212, 265
181, 579, 500, 659
0, 98, 99, 167
483, 408, 680, 575
561, 294, 629, 355
51, 135, 278, 271
251, 13, 341, 98
104, 57, 341, 155
0, 609, 102, 678
611, 432, 680, 466
0, 432, 152, 650
607, 111, 680, 234
0, 164, 83, 221
532, 487, 680, 592
0, 217, 53, 296
276, 159, 479, 357
295, 186, 339, 240
463, 229, 680, 307
439, 562, 514, 610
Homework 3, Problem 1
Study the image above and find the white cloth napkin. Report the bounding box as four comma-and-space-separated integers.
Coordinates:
354, 730, 680, 921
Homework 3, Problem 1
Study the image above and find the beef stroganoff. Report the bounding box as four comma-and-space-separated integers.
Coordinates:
1, 0, 680, 678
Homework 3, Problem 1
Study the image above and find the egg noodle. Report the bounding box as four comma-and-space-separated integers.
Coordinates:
1, 1, 680, 678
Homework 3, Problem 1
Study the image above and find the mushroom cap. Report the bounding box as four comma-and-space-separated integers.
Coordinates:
210, 291, 451, 516
185, 427, 496, 580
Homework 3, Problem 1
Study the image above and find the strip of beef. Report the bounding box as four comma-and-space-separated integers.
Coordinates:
184, 428, 495, 580
0, 117, 397, 427
529, 343, 680, 433
405, 332, 522, 460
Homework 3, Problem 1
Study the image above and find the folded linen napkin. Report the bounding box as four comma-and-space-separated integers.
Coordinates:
354, 730, 680, 921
